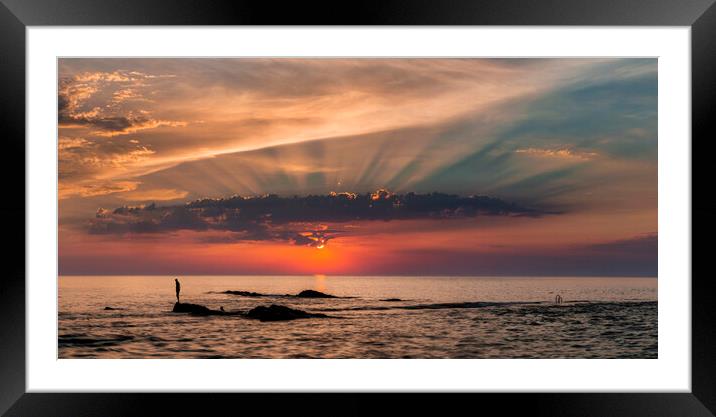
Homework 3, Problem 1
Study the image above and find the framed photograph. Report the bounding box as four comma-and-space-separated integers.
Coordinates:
3, 0, 713, 415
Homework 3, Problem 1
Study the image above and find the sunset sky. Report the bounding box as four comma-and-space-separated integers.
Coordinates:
58, 58, 657, 276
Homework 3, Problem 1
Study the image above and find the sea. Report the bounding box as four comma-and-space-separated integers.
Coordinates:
58, 275, 657, 359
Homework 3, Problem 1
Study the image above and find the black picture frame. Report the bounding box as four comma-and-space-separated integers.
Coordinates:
1, 0, 713, 415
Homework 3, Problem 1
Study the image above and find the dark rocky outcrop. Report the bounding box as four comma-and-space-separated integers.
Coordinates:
295, 289, 337, 298
171, 302, 327, 320
221, 290, 267, 297
173, 302, 213, 314
172, 302, 239, 316
218, 289, 345, 298
246, 304, 328, 321
103, 306, 123, 310
380, 298, 403, 302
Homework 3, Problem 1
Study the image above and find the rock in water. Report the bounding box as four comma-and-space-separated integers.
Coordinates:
172, 302, 241, 316
246, 304, 328, 321
172, 302, 215, 315
295, 289, 337, 298
222, 290, 266, 297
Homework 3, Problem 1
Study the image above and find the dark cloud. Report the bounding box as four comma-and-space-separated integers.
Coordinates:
57, 69, 185, 136
88, 189, 553, 246
60, 113, 132, 131
59, 110, 182, 136
58, 93, 69, 113
87, 116, 131, 131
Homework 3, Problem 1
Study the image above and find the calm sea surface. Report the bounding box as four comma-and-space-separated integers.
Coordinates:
59, 276, 657, 358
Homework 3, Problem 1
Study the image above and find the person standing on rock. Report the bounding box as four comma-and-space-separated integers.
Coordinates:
175, 278, 181, 303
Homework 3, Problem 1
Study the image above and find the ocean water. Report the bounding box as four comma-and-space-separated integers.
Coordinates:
58, 276, 657, 359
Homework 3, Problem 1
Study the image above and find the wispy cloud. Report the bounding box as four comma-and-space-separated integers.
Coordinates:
514, 147, 598, 160
60, 180, 140, 199
58, 135, 157, 199
117, 188, 189, 201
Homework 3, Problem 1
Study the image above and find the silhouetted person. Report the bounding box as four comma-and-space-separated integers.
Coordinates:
175, 278, 181, 303
220, 306, 225, 312
555, 294, 563, 304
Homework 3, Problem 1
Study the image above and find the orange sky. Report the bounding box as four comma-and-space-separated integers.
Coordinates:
58, 58, 658, 276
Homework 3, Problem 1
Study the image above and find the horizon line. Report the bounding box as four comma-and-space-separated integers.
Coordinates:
57, 274, 659, 278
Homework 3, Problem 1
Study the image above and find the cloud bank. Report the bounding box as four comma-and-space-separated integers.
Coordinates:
89, 189, 551, 247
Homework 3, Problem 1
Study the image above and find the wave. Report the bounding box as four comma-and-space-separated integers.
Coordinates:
58, 333, 134, 347
312, 300, 656, 313
312, 301, 537, 312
